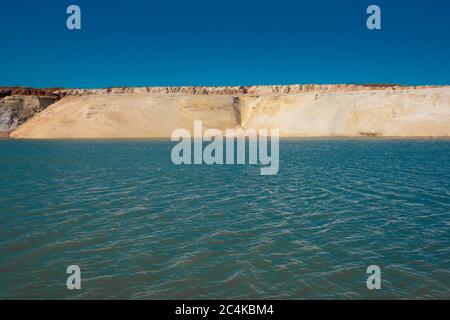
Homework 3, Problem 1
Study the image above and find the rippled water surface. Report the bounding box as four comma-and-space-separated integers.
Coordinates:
0, 139, 449, 299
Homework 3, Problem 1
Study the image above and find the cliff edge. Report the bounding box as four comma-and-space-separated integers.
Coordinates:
2, 84, 450, 138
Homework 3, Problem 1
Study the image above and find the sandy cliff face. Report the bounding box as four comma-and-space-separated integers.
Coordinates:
5, 85, 450, 138
10, 94, 240, 138
240, 88, 450, 137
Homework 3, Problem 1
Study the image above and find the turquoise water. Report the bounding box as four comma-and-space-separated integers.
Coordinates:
0, 139, 449, 299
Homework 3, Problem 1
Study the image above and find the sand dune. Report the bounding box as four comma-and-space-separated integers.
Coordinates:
8, 86, 450, 138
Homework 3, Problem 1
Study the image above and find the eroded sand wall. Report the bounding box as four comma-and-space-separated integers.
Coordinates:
8, 86, 450, 138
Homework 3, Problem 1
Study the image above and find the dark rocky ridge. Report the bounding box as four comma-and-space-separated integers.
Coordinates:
0, 87, 63, 98
0, 84, 434, 98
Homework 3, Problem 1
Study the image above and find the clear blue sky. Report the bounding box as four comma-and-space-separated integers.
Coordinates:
0, 0, 449, 88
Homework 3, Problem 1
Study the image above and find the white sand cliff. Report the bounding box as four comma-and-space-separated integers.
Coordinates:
7, 85, 450, 138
